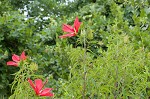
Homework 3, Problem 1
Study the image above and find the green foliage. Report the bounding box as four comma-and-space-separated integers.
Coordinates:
0, 0, 150, 98
57, 34, 150, 98
9, 61, 37, 98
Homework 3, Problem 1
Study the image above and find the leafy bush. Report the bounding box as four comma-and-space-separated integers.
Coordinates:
58, 34, 150, 98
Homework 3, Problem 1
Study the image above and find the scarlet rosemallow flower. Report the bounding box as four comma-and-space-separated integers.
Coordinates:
7, 51, 27, 66
59, 17, 81, 38
28, 78, 54, 97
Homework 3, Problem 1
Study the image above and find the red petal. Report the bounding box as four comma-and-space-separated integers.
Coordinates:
12, 54, 20, 62
35, 79, 43, 92
28, 78, 38, 95
59, 33, 76, 38
7, 61, 18, 66
39, 88, 54, 97
74, 17, 81, 33
20, 51, 26, 60
62, 24, 74, 33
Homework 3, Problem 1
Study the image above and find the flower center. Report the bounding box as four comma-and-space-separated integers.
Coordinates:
74, 28, 77, 35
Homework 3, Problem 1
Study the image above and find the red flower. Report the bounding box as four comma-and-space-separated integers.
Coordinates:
7, 51, 27, 66
59, 17, 81, 38
28, 78, 54, 97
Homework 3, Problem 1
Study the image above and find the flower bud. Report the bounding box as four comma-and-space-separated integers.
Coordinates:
30, 62, 38, 71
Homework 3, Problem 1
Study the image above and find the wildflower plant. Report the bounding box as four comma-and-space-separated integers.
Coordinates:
58, 17, 89, 98
54, 15, 150, 98
7, 51, 54, 99
3, 7, 150, 98
0, 0, 150, 98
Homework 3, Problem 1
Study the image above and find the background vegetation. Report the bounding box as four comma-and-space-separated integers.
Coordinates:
0, 0, 150, 98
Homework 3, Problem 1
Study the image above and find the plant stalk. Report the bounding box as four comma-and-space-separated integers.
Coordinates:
82, 31, 87, 99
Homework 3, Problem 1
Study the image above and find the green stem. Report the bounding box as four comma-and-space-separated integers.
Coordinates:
82, 31, 87, 99
139, 31, 144, 50
114, 34, 119, 99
